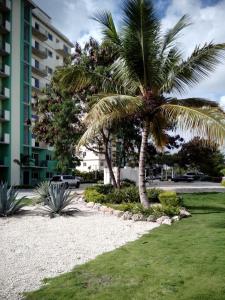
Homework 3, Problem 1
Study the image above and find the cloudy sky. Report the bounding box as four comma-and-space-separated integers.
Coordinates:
34, 0, 225, 107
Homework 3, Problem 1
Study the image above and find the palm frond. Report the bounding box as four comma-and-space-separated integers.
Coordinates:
161, 14, 191, 53
167, 97, 223, 109
92, 11, 121, 46
163, 42, 225, 94
84, 95, 143, 125
160, 104, 225, 145
110, 58, 140, 94
121, 0, 160, 87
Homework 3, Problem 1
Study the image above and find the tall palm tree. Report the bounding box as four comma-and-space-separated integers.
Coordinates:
58, 0, 225, 208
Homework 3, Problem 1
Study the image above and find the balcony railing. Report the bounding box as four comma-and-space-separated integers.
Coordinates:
0, 87, 10, 100
32, 61, 47, 77
0, 156, 9, 167
32, 41, 47, 59
55, 42, 70, 57
0, 110, 10, 122
0, 0, 11, 12
32, 24, 48, 41
0, 64, 10, 77
0, 133, 10, 144
0, 42, 10, 55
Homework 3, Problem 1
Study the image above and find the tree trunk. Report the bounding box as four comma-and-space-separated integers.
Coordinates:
116, 166, 121, 189
105, 150, 118, 188
139, 122, 150, 208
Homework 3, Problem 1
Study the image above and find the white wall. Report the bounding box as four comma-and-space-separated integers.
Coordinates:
10, 0, 21, 185
104, 167, 139, 185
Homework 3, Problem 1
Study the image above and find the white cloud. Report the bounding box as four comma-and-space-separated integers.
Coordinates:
161, 0, 225, 101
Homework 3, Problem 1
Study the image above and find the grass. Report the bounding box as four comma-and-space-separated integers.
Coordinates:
25, 193, 225, 300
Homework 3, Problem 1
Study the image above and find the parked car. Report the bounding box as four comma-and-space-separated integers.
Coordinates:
50, 175, 80, 188
185, 172, 205, 180
172, 175, 195, 182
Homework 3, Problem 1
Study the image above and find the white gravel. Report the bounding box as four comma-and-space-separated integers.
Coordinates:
0, 200, 159, 300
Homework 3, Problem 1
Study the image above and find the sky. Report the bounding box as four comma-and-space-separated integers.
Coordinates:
34, 0, 225, 107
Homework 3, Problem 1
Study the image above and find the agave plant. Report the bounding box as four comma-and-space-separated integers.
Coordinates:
34, 181, 50, 205
44, 184, 77, 217
0, 182, 26, 217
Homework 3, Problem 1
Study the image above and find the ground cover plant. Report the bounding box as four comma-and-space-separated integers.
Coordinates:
25, 192, 225, 300
84, 184, 181, 217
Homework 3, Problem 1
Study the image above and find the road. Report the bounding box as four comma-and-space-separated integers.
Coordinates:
16, 182, 224, 199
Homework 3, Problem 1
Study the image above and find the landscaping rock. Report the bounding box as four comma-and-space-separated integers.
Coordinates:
171, 215, 180, 222
162, 218, 172, 225
132, 213, 145, 222
179, 208, 191, 218
113, 210, 124, 217
104, 207, 114, 214
147, 215, 156, 222
156, 216, 170, 224
100, 205, 107, 212
86, 202, 94, 208
122, 211, 133, 220
93, 203, 102, 210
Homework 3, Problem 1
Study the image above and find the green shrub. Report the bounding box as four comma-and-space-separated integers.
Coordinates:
163, 205, 180, 216
159, 191, 182, 207
147, 188, 163, 202
94, 184, 114, 195
221, 180, 225, 187
84, 188, 107, 203
0, 182, 26, 217
107, 186, 140, 204
120, 178, 136, 187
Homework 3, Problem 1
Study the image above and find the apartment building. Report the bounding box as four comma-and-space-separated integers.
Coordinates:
0, 0, 73, 186
77, 147, 106, 173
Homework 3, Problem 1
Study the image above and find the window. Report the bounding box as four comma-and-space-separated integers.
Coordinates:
100, 162, 104, 167
48, 50, 53, 57
32, 172, 39, 179
32, 77, 39, 88
83, 152, 86, 158
83, 162, 86, 166
24, 84, 29, 103
24, 64, 29, 82
24, 24, 30, 42
56, 55, 60, 60
35, 40, 39, 49
35, 59, 40, 68
47, 67, 53, 75
63, 45, 69, 53
56, 38, 59, 43
48, 33, 53, 41
46, 154, 51, 161
62, 175, 74, 180
35, 22, 39, 30
24, 44, 29, 62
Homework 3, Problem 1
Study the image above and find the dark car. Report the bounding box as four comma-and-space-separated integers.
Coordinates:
185, 172, 204, 180
172, 175, 194, 182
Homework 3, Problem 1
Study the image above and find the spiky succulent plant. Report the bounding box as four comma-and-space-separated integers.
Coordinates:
34, 181, 50, 204
44, 184, 77, 217
0, 182, 26, 217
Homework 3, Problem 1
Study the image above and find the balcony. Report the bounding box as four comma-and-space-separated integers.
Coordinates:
0, 42, 10, 56
0, 0, 11, 12
0, 156, 9, 167
0, 20, 10, 34
0, 109, 10, 122
55, 42, 70, 57
31, 78, 46, 93
32, 138, 47, 150
0, 64, 10, 77
0, 133, 10, 144
0, 87, 10, 100
32, 24, 48, 41
47, 160, 57, 170
32, 41, 47, 59
32, 60, 47, 77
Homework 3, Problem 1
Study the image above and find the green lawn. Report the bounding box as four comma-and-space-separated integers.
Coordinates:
25, 193, 225, 300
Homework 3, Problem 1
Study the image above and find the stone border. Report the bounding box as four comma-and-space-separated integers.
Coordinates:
77, 196, 191, 226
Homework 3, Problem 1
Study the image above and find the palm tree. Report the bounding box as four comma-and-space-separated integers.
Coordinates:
58, 0, 225, 208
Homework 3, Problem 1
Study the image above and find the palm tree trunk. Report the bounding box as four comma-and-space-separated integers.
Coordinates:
105, 150, 118, 188
139, 121, 150, 208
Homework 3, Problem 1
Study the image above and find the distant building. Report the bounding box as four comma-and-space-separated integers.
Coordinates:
76, 147, 105, 173
0, 0, 73, 185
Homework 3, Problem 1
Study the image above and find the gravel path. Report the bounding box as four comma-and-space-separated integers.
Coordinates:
0, 200, 159, 300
